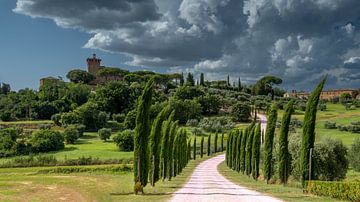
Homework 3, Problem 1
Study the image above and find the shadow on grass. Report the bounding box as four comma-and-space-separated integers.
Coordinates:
110, 192, 171, 196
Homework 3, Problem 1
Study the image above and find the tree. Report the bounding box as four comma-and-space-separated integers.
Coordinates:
193, 137, 196, 160
240, 128, 248, 174
0, 83, 10, 95
207, 134, 211, 156
175, 86, 204, 100
160, 112, 174, 180
300, 77, 326, 187
65, 83, 91, 108
113, 130, 134, 151
198, 94, 222, 115
134, 78, 154, 190
235, 130, 242, 172
149, 106, 170, 186
200, 136, 204, 158
245, 124, 255, 175
214, 133, 218, 153
180, 72, 184, 86
200, 73, 205, 86
232, 102, 251, 122
168, 121, 178, 180
66, 69, 95, 84
251, 123, 261, 179
169, 98, 202, 124
186, 72, 195, 86
97, 67, 129, 80
226, 132, 232, 166
264, 104, 278, 183
98, 128, 112, 142
278, 99, 294, 184
253, 76, 282, 99
231, 132, 238, 170
64, 125, 79, 144
227, 75, 230, 86
348, 138, 360, 172
221, 133, 224, 152
238, 77, 242, 91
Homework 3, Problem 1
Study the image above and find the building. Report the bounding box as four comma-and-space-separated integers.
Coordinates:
39, 76, 61, 87
284, 90, 310, 99
87, 54, 103, 76
284, 89, 357, 100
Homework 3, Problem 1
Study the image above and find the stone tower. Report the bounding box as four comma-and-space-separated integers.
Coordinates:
87, 54, 101, 76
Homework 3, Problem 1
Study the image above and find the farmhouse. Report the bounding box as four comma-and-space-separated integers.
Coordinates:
284, 89, 358, 100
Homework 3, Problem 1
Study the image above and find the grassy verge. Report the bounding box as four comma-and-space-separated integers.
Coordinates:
217, 162, 343, 202
0, 153, 217, 202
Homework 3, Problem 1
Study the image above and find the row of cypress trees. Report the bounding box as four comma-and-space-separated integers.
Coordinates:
192, 133, 224, 159
225, 77, 326, 186
134, 79, 191, 193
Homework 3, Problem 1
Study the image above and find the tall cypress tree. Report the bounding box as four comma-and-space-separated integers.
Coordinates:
200, 136, 204, 158
187, 138, 191, 162
236, 130, 242, 172
227, 75, 230, 86
252, 123, 261, 179
168, 121, 178, 180
160, 112, 174, 180
278, 99, 294, 184
193, 137, 197, 160
180, 72, 184, 86
221, 133, 224, 151
301, 77, 327, 186
214, 133, 218, 153
264, 104, 278, 183
173, 130, 179, 177
240, 128, 248, 174
245, 124, 255, 175
238, 77, 242, 91
134, 78, 154, 188
232, 132, 238, 170
149, 106, 170, 186
200, 73, 205, 86
226, 132, 231, 165
207, 134, 211, 156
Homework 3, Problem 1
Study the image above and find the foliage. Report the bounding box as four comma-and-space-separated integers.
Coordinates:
124, 109, 137, 130
51, 113, 61, 126
185, 72, 195, 86
278, 99, 294, 184
175, 86, 204, 100
306, 181, 360, 201
66, 69, 95, 84
240, 128, 248, 174
264, 104, 278, 183
207, 134, 211, 156
197, 93, 222, 115
113, 130, 134, 151
214, 133, 218, 153
200, 136, 204, 158
198, 116, 235, 133
251, 123, 261, 179
324, 121, 337, 129
231, 102, 251, 122
193, 138, 196, 160
98, 128, 112, 142
112, 113, 126, 123
348, 138, 360, 172
253, 76, 282, 98
134, 78, 154, 188
63, 125, 79, 144
169, 98, 202, 124
245, 124, 255, 175
301, 77, 326, 186
30, 130, 64, 153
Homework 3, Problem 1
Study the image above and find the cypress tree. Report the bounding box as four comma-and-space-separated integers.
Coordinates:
238, 77, 242, 91
221, 133, 224, 151
207, 134, 211, 156
134, 78, 154, 188
214, 133, 218, 153
149, 106, 170, 186
232, 132, 238, 170
180, 72, 184, 86
187, 138, 191, 162
301, 77, 327, 187
240, 128, 248, 174
236, 130, 242, 172
200, 73, 205, 86
173, 131, 179, 177
200, 136, 204, 158
168, 121, 178, 180
264, 104, 278, 183
245, 124, 255, 175
252, 123, 261, 179
227, 75, 230, 86
160, 112, 174, 180
193, 137, 197, 160
278, 99, 294, 184
226, 132, 231, 166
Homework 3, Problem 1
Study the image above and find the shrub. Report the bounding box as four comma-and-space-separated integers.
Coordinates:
72, 124, 86, 137
98, 128, 112, 142
30, 130, 64, 153
124, 109, 137, 130
348, 138, 360, 172
63, 126, 79, 144
324, 121, 336, 129
306, 181, 360, 201
38, 124, 51, 130
318, 103, 327, 111
112, 113, 126, 123
60, 112, 81, 126
105, 121, 125, 132
186, 119, 199, 127
231, 102, 251, 122
0, 111, 12, 121
113, 130, 134, 151
51, 113, 61, 126
169, 98, 202, 124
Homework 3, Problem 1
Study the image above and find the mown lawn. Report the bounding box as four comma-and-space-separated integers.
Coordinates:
218, 162, 343, 202
0, 154, 217, 202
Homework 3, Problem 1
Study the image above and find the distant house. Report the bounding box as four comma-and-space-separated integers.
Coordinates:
284, 89, 357, 100
39, 76, 61, 87
284, 90, 310, 99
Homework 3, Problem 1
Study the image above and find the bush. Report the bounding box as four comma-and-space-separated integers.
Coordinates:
169, 98, 202, 124
38, 124, 51, 130
105, 121, 125, 132
231, 102, 251, 122
198, 117, 235, 133
0, 111, 12, 121
112, 113, 126, 123
60, 112, 81, 126
306, 181, 360, 201
51, 113, 61, 126
124, 109, 137, 130
72, 124, 86, 137
318, 103, 327, 111
324, 121, 337, 129
313, 138, 348, 181
113, 130, 134, 151
98, 128, 111, 142
186, 119, 199, 127
30, 130, 64, 153
64, 126, 79, 144
348, 138, 360, 172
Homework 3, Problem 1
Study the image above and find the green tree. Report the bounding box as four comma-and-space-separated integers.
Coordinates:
240, 128, 248, 174
200, 136, 204, 158
98, 128, 111, 142
180, 72, 184, 86
193, 137, 196, 160
221, 133, 224, 152
245, 124, 255, 175
349, 138, 360, 172
149, 106, 170, 186
226, 132, 232, 166
200, 73, 205, 86
232, 102, 251, 122
300, 77, 326, 186
134, 78, 154, 189
264, 104, 278, 183
207, 134, 211, 156
278, 99, 294, 184
66, 69, 94, 84
232, 132, 238, 170
186, 72, 195, 86
253, 76, 282, 99
238, 77, 242, 91
168, 121, 178, 180
235, 130, 242, 172
97, 67, 129, 80
160, 112, 174, 180
214, 133, 218, 153
251, 123, 261, 179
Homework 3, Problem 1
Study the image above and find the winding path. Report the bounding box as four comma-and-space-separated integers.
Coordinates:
170, 114, 281, 202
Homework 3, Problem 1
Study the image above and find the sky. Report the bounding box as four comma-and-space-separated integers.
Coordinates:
0, 0, 359, 91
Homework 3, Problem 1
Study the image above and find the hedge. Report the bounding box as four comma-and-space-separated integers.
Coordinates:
37, 164, 133, 174
306, 180, 360, 201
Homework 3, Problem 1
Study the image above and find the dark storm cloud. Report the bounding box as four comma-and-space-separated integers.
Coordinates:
14, 0, 360, 90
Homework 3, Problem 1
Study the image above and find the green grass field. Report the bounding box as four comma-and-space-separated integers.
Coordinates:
217, 162, 343, 202
0, 154, 216, 202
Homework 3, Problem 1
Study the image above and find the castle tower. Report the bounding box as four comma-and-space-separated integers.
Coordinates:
87, 54, 101, 76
